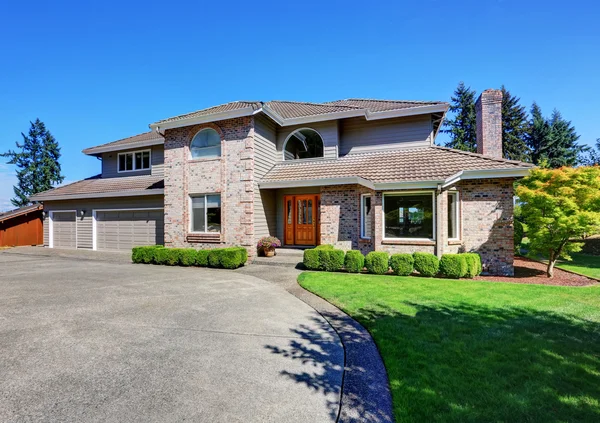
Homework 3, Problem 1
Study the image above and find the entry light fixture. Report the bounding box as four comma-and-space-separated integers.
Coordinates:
80, 209, 86, 217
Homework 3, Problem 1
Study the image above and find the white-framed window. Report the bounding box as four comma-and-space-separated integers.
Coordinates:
360, 194, 372, 239
118, 149, 151, 172
191, 128, 221, 159
383, 191, 435, 241
448, 191, 460, 240
190, 194, 221, 233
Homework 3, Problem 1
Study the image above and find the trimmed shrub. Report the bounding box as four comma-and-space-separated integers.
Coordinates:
413, 252, 440, 277
180, 249, 197, 266
154, 247, 170, 265
219, 247, 245, 269
303, 249, 321, 270
164, 248, 183, 266
238, 247, 248, 265
439, 254, 468, 279
389, 253, 414, 276
365, 251, 389, 275
463, 253, 482, 277
195, 249, 210, 267
344, 250, 365, 273
321, 249, 345, 272
144, 246, 163, 264
208, 249, 223, 268
315, 244, 334, 250
132, 247, 144, 263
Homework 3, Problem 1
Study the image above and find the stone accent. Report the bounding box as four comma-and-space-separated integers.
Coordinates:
163, 117, 255, 257
476, 89, 503, 159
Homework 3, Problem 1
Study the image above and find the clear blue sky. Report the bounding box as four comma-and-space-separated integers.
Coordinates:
0, 0, 598, 211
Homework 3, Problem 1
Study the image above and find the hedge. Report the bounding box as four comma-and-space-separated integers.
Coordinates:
131, 245, 247, 269
365, 251, 390, 275
303, 249, 321, 270
303, 246, 345, 271
389, 253, 414, 276
344, 250, 365, 273
463, 253, 482, 278
439, 254, 468, 279
413, 252, 439, 277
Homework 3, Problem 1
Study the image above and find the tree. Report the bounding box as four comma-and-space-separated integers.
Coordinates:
516, 166, 600, 277
526, 103, 551, 165
578, 138, 600, 166
442, 82, 477, 152
1, 119, 64, 207
500, 86, 530, 161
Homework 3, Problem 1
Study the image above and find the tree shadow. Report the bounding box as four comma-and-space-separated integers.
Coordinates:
353, 302, 600, 422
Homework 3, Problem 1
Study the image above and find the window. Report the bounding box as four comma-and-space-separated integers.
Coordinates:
448, 191, 460, 240
361, 194, 372, 239
191, 128, 221, 159
383, 192, 435, 240
283, 128, 324, 160
118, 150, 150, 172
190, 194, 221, 233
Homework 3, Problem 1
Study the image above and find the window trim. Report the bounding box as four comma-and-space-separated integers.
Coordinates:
117, 149, 151, 173
382, 191, 436, 242
188, 193, 221, 234
282, 127, 325, 161
360, 193, 372, 239
448, 191, 460, 241
190, 128, 222, 160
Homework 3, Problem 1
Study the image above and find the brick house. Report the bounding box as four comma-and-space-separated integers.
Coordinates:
31, 89, 532, 275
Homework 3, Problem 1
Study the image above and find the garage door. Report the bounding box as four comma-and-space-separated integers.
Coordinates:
95, 209, 164, 251
51, 211, 76, 249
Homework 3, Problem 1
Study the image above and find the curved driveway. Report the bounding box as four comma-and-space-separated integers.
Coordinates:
0, 249, 343, 422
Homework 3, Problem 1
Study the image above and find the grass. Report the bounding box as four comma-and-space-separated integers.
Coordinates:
299, 272, 600, 422
557, 253, 600, 279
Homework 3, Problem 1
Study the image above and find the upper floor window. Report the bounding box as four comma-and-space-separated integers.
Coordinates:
283, 128, 324, 161
118, 150, 150, 173
191, 128, 221, 159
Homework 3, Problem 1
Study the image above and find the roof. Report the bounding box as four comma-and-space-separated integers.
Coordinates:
83, 131, 164, 155
0, 204, 43, 223
29, 175, 164, 202
150, 98, 449, 130
260, 146, 533, 189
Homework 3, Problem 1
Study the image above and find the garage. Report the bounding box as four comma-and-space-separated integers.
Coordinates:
50, 211, 77, 249
94, 209, 164, 251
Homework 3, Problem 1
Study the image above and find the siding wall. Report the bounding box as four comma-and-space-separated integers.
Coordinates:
339, 115, 433, 155
276, 120, 339, 160
42, 195, 164, 249
101, 145, 164, 178
254, 115, 278, 240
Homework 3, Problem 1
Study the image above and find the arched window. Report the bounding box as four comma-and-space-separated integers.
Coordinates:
190, 128, 221, 159
283, 128, 324, 161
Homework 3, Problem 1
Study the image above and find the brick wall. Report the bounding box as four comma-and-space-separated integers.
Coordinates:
163, 117, 255, 256
476, 89, 503, 159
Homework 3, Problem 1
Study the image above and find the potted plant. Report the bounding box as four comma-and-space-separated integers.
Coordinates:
257, 236, 281, 257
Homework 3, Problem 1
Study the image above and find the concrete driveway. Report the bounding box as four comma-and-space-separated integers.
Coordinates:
0, 249, 344, 422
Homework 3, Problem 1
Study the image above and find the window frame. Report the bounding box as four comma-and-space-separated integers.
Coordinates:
360, 193, 372, 239
188, 193, 222, 234
190, 128, 222, 160
447, 191, 460, 241
282, 127, 325, 161
117, 149, 151, 173
382, 191, 436, 242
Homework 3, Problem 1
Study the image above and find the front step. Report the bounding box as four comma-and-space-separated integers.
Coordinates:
251, 248, 305, 267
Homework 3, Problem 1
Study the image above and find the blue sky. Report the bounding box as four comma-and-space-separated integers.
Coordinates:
0, 0, 598, 211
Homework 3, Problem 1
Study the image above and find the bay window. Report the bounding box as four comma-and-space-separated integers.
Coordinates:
190, 194, 221, 233
383, 192, 435, 240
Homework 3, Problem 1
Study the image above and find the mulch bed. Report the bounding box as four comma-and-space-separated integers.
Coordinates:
474, 257, 598, 287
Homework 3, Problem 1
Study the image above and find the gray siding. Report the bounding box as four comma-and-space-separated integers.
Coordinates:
254, 115, 278, 240
101, 145, 164, 178
276, 120, 339, 161
339, 115, 433, 155
42, 195, 164, 249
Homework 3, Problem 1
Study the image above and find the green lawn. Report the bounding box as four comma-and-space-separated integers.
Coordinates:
299, 272, 600, 422
557, 253, 600, 279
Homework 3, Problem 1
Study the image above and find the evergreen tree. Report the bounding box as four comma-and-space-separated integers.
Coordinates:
442, 82, 477, 152
1, 119, 64, 207
526, 103, 551, 165
500, 86, 529, 161
545, 109, 581, 168
577, 138, 600, 166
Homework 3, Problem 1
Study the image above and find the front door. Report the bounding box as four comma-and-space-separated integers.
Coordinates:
284, 195, 320, 246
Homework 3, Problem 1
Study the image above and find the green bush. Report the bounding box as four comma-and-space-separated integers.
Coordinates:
439, 254, 468, 279
180, 249, 197, 266
344, 250, 365, 273
132, 247, 144, 263
154, 247, 170, 265
195, 249, 210, 267
389, 253, 414, 276
413, 252, 440, 277
130, 245, 246, 269
165, 248, 183, 266
303, 249, 321, 270
208, 249, 223, 268
321, 249, 345, 272
514, 220, 524, 252
145, 246, 164, 264
219, 247, 247, 269
315, 244, 334, 250
365, 252, 390, 275
463, 253, 482, 278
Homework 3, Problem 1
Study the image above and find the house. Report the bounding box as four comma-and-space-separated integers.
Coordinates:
30, 89, 533, 275
0, 204, 43, 247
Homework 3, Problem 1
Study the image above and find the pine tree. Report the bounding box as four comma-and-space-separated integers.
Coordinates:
1, 119, 64, 207
545, 109, 581, 168
442, 82, 477, 152
500, 86, 529, 161
526, 103, 551, 165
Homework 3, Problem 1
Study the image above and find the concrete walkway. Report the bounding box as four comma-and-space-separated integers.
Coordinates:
0, 248, 344, 422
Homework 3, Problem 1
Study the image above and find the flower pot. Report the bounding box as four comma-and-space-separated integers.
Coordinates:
264, 247, 276, 257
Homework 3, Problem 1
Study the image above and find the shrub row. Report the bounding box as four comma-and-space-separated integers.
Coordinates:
302, 246, 482, 279
132, 246, 248, 269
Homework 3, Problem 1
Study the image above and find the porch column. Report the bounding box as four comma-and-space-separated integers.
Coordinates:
435, 190, 447, 258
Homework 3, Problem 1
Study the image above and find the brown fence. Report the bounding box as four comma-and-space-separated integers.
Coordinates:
0, 208, 43, 247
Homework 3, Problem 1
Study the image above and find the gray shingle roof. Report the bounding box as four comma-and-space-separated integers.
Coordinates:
83, 131, 164, 155
261, 146, 533, 185
264, 101, 361, 119
154, 101, 262, 125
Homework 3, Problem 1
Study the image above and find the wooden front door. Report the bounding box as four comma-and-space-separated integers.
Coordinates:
284, 195, 320, 246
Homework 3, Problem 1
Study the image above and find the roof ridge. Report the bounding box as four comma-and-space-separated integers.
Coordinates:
327, 98, 446, 105
156, 100, 262, 123
431, 145, 534, 167
267, 100, 364, 110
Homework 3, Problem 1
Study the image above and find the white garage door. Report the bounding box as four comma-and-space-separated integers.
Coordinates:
51, 211, 77, 249
95, 209, 164, 251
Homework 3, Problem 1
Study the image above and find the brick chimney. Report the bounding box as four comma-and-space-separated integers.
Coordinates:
476, 89, 503, 159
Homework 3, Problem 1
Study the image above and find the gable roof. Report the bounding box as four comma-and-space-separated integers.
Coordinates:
0, 204, 42, 223
260, 146, 533, 190
83, 131, 164, 155
326, 99, 444, 112
154, 101, 263, 126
